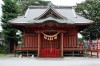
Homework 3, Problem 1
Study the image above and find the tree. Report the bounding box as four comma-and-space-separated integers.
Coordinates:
1, 0, 20, 53
14, 0, 49, 14
1, 0, 49, 53
75, 0, 100, 40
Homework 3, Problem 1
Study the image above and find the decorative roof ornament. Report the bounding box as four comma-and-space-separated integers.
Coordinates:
47, 1, 54, 7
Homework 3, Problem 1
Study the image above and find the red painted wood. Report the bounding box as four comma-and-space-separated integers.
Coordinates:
63, 34, 77, 48
40, 34, 60, 57
63, 48, 84, 50
14, 22, 83, 58
41, 48, 60, 57
84, 40, 100, 58
15, 47, 37, 50
24, 34, 38, 48
61, 33, 63, 57
38, 33, 41, 57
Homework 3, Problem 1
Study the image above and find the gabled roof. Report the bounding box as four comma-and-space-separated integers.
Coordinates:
8, 5, 93, 24
34, 6, 67, 20
28, 16, 74, 24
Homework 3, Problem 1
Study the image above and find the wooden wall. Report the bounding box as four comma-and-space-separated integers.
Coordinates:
63, 35, 77, 48
41, 34, 60, 49
24, 34, 38, 48
23, 28, 78, 49
63, 29, 78, 48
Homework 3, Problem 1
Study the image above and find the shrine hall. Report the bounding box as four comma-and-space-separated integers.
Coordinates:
9, 3, 93, 57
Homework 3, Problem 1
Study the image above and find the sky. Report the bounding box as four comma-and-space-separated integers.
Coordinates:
0, 0, 3, 17
45, 0, 85, 6
0, 0, 84, 38
0, 0, 3, 31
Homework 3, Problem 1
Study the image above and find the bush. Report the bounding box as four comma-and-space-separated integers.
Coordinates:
0, 44, 7, 54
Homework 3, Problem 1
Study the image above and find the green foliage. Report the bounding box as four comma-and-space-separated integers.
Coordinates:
75, 0, 100, 40
0, 44, 7, 54
1, 0, 21, 53
14, 0, 49, 14
1, 0, 49, 53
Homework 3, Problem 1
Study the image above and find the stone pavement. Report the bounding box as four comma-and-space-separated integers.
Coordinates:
0, 56, 100, 66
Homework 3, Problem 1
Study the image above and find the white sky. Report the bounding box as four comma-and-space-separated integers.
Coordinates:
0, 0, 3, 31
45, 0, 85, 6
0, 0, 84, 38
0, 0, 3, 17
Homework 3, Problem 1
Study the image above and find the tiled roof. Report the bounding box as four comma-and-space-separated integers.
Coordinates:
9, 5, 93, 24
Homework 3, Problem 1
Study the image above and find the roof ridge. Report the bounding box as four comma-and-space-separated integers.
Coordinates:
28, 6, 73, 9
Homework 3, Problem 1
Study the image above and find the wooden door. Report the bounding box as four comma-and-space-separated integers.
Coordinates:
40, 33, 61, 57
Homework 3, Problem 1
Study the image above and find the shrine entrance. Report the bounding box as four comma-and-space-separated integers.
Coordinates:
40, 32, 61, 57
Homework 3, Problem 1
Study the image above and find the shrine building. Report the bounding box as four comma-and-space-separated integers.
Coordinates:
9, 3, 93, 57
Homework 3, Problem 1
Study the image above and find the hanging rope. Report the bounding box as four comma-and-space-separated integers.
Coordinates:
42, 32, 60, 54
50, 41, 52, 54
42, 32, 60, 40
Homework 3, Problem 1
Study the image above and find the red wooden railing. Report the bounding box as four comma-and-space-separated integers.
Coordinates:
84, 40, 100, 58
78, 43, 84, 49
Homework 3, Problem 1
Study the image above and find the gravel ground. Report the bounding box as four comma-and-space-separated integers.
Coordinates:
0, 56, 100, 66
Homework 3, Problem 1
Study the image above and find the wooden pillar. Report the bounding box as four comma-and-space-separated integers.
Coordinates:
97, 37, 99, 58
38, 33, 41, 57
14, 43, 16, 57
27, 51, 29, 57
23, 29, 26, 47
97, 51, 99, 58
61, 32, 63, 57
14, 43, 16, 50
90, 51, 92, 57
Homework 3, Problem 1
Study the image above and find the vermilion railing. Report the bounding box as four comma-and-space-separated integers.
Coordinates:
83, 40, 100, 58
